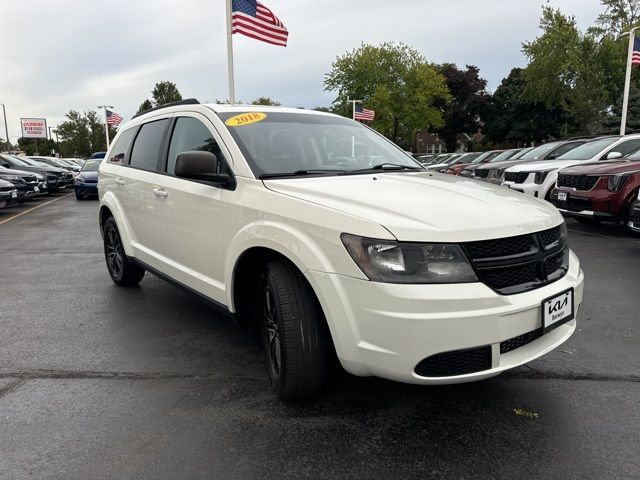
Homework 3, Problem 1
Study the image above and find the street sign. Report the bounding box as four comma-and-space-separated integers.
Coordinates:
20, 118, 48, 138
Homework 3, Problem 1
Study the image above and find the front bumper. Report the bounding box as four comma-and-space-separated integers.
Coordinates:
502, 174, 545, 197
306, 251, 584, 384
0, 190, 19, 209
549, 187, 625, 223
75, 182, 98, 196
627, 200, 640, 232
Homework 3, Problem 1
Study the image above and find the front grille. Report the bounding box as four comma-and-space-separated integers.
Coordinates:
632, 204, 640, 227
414, 346, 491, 377
550, 196, 592, 212
475, 169, 489, 179
0, 185, 14, 192
23, 176, 37, 183
504, 171, 529, 183
500, 329, 543, 354
462, 225, 568, 295
558, 174, 599, 190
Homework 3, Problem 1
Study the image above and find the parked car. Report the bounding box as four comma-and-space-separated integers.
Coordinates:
628, 196, 640, 233
471, 149, 527, 180
30, 156, 80, 174
0, 154, 67, 193
0, 166, 41, 201
549, 155, 640, 226
454, 150, 504, 177
429, 152, 483, 173
74, 160, 101, 199
0, 178, 19, 209
424, 153, 465, 171
21, 156, 74, 189
98, 102, 583, 399
475, 141, 587, 185
502, 135, 640, 200
90, 152, 107, 159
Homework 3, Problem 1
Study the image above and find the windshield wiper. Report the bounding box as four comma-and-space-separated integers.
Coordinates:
259, 169, 346, 179
343, 163, 424, 174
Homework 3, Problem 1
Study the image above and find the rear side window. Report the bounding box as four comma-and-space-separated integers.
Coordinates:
166, 117, 226, 175
107, 127, 137, 164
129, 119, 170, 172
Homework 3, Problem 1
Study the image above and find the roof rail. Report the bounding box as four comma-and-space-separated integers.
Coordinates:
132, 98, 200, 119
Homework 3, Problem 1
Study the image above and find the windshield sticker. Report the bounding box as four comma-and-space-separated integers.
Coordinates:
225, 112, 267, 127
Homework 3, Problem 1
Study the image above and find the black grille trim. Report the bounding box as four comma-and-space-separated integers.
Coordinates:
500, 329, 543, 354
557, 174, 599, 191
414, 346, 492, 377
462, 226, 568, 295
475, 169, 489, 179
504, 171, 530, 184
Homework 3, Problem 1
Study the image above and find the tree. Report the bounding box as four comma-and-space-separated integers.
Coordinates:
324, 42, 451, 149
136, 99, 153, 116
251, 97, 281, 106
152, 81, 183, 106
17, 137, 56, 156
434, 64, 491, 152
484, 68, 565, 145
522, 6, 614, 135
54, 110, 116, 157
593, 0, 640, 36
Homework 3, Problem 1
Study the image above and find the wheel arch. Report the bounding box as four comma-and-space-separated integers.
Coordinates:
98, 192, 135, 257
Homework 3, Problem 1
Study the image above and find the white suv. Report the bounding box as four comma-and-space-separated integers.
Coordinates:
98, 101, 584, 399
502, 135, 640, 199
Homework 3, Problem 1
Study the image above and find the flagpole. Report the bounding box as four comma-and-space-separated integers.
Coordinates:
348, 99, 361, 157
226, 0, 236, 105
98, 105, 113, 149
620, 27, 640, 136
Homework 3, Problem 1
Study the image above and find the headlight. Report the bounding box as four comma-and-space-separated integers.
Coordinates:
607, 174, 629, 192
75, 175, 85, 183
534, 170, 552, 184
341, 234, 478, 284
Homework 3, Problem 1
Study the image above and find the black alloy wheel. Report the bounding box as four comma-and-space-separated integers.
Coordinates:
102, 217, 145, 286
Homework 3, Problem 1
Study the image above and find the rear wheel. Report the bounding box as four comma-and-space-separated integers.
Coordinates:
103, 217, 145, 286
260, 260, 329, 400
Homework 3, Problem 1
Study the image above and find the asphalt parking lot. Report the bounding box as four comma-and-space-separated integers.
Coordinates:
1, 193, 639, 480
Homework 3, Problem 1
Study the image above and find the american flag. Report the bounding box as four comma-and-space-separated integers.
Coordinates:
354, 104, 375, 122
633, 37, 640, 65
106, 110, 123, 126
232, 0, 288, 47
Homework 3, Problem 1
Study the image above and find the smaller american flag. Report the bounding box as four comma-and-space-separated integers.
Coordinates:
232, 0, 288, 47
106, 110, 123, 126
633, 37, 640, 65
354, 104, 375, 122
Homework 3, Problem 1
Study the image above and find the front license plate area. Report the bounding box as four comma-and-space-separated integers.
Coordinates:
542, 288, 574, 331
557, 191, 567, 201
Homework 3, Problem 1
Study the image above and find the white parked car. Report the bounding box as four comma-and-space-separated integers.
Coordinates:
502, 135, 640, 199
98, 101, 584, 399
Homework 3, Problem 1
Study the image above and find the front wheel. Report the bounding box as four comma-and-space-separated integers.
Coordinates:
260, 260, 329, 400
103, 217, 145, 286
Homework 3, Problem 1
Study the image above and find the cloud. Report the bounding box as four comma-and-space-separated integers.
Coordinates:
0, 0, 603, 143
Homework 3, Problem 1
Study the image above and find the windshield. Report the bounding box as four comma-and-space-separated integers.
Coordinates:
3, 155, 30, 167
519, 142, 561, 160
218, 112, 422, 177
11, 156, 39, 166
81, 160, 101, 172
557, 138, 619, 160
488, 150, 519, 163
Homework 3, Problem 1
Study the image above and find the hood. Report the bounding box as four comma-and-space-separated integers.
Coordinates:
264, 172, 562, 242
0, 178, 15, 188
506, 159, 585, 173
477, 158, 537, 171
0, 167, 36, 177
560, 160, 640, 175
78, 171, 98, 181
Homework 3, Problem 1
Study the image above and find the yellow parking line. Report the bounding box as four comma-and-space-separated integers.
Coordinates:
0, 193, 74, 226
567, 228, 640, 243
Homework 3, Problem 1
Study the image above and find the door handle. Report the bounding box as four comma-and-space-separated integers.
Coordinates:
114, 177, 125, 186
152, 188, 168, 198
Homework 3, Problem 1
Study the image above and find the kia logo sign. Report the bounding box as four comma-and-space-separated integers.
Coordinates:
549, 296, 569, 313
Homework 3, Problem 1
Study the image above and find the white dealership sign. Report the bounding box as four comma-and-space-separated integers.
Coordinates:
20, 118, 48, 138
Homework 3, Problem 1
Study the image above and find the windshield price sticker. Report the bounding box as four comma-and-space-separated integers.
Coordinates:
225, 112, 267, 127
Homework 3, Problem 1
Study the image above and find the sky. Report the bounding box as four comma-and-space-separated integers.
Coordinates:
0, 0, 604, 142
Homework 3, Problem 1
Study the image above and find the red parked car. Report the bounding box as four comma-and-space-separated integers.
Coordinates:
550, 159, 640, 227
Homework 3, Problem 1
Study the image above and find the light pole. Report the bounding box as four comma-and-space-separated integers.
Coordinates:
620, 27, 640, 135
0, 102, 9, 152
97, 105, 114, 149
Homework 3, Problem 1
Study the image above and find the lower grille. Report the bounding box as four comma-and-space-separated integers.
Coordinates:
551, 196, 592, 212
475, 169, 489, 179
500, 329, 543, 354
504, 171, 529, 183
414, 346, 492, 377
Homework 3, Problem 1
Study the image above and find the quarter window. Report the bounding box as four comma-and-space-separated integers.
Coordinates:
167, 117, 226, 175
107, 127, 137, 164
129, 119, 169, 172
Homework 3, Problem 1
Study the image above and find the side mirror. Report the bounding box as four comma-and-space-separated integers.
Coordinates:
175, 151, 232, 186
607, 151, 623, 160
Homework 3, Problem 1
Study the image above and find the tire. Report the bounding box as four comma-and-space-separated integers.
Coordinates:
103, 217, 145, 286
260, 260, 329, 400
75, 193, 83, 200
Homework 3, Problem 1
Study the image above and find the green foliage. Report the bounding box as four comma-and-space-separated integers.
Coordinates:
324, 42, 451, 149
137, 81, 184, 116
17, 137, 56, 156
54, 110, 116, 157
434, 64, 491, 152
251, 97, 281, 106
484, 68, 564, 144
592, 0, 640, 36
